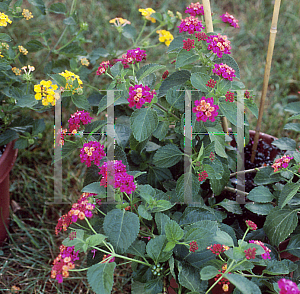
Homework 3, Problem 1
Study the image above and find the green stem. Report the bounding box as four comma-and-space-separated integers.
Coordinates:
85, 217, 97, 234
134, 19, 147, 45
241, 228, 249, 243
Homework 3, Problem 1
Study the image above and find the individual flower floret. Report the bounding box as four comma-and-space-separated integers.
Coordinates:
34, 80, 58, 106
212, 63, 236, 80
244, 247, 256, 260
225, 91, 235, 102
96, 60, 110, 75
206, 33, 231, 58
0, 12, 12, 26
271, 155, 293, 172
12, 67, 22, 76
22, 9, 33, 20
193, 97, 219, 122
59, 70, 83, 94
189, 241, 198, 252
183, 38, 195, 51
139, 8, 156, 23
80, 141, 106, 167
21, 65, 35, 74
195, 32, 207, 41
178, 16, 205, 34
68, 110, 93, 133
80, 57, 89, 66
206, 78, 217, 88
207, 244, 229, 255
18, 45, 28, 55
128, 84, 156, 109
109, 17, 131, 27
245, 220, 257, 231
156, 30, 174, 46
278, 278, 300, 294
249, 240, 271, 259
198, 171, 208, 182
185, 2, 204, 16
220, 12, 239, 28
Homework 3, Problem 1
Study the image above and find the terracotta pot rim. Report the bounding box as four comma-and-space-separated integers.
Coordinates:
0, 140, 18, 184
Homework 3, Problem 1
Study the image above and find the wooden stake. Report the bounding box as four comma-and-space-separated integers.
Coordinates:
251, 0, 281, 162
202, 0, 228, 133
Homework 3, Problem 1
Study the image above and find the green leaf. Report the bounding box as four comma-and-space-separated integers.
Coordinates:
62, 229, 85, 252
167, 36, 185, 53
166, 87, 185, 110
138, 205, 153, 220
175, 172, 200, 203
126, 239, 146, 257
200, 265, 219, 280
103, 209, 140, 253
87, 262, 116, 294
63, 16, 76, 25
152, 121, 169, 141
272, 137, 297, 151
48, 73, 67, 87
84, 120, 106, 135
146, 235, 172, 263
158, 70, 191, 98
245, 99, 259, 118
224, 273, 261, 294
155, 212, 171, 235
263, 207, 298, 246
254, 166, 283, 185
190, 72, 210, 92
286, 234, 300, 258
284, 102, 300, 114
206, 126, 227, 158
136, 63, 165, 82
14, 138, 29, 149
262, 260, 290, 275
15, 94, 38, 108
175, 49, 199, 69
218, 79, 231, 93
25, 40, 44, 52
219, 102, 240, 126
89, 47, 109, 64
284, 123, 300, 132
0, 129, 19, 146
213, 230, 234, 247
130, 108, 158, 142
247, 186, 274, 203
60, 42, 86, 56
278, 181, 300, 208
218, 199, 242, 214
153, 144, 183, 168
165, 219, 184, 242
215, 55, 240, 79
0, 60, 11, 71
164, 241, 176, 252
86, 234, 106, 247
27, 0, 46, 14
245, 202, 273, 215
81, 182, 107, 197
0, 33, 11, 42
49, 2, 66, 14
144, 278, 164, 294
32, 119, 45, 135
122, 24, 136, 40
72, 95, 91, 110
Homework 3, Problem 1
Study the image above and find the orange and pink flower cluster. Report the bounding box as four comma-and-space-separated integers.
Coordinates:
272, 155, 293, 172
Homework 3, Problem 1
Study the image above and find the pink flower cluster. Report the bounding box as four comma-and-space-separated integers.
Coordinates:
244, 247, 256, 260
278, 278, 300, 294
51, 245, 79, 283
183, 38, 195, 51
249, 240, 271, 260
80, 141, 106, 167
212, 63, 236, 80
195, 32, 207, 41
225, 91, 235, 102
206, 33, 231, 58
192, 97, 219, 122
68, 110, 93, 133
272, 155, 293, 172
96, 60, 111, 76
246, 220, 257, 231
128, 84, 156, 109
220, 12, 240, 28
189, 241, 199, 252
178, 16, 205, 34
98, 160, 136, 194
55, 193, 98, 235
116, 47, 147, 68
185, 2, 204, 16
199, 171, 208, 182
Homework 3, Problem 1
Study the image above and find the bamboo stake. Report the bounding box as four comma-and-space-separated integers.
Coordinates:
251, 0, 281, 162
202, 0, 228, 133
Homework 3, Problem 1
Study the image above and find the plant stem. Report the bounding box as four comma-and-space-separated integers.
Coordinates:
134, 19, 147, 46
229, 166, 264, 178
85, 217, 97, 234
224, 186, 249, 196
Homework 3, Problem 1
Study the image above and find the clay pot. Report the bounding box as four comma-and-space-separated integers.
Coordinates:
0, 140, 18, 245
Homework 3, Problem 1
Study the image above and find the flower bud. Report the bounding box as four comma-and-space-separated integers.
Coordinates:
80, 22, 89, 31
15, 7, 22, 13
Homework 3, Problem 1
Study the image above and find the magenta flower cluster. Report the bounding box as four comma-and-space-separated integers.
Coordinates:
96, 60, 111, 76
206, 33, 231, 58
192, 97, 219, 122
183, 38, 195, 51
212, 63, 236, 80
278, 278, 300, 294
128, 84, 156, 109
185, 2, 204, 16
272, 154, 293, 172
178, 16, 205, 34
220, 12, 240, 28
98, 160, 136, 194
80, 141, 106, 167
249, 240, 271, 260
116, 47, 147, 68
68, 110, 93, 133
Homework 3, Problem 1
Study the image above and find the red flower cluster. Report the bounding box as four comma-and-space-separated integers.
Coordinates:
212, 63, 236, 80
209, 152, 215, 162
68, 110, 93, 134
206, 78, 217, 88
195, 32, 207, 41
272, 155, 293, 172
55, 193, 97, 235
51, 245, 79, 283
220, 12, 239, 28
207, 244, 229, 255
128, 84, 156, 109
244, 247, 256, 260
225, 91, 234, 102
192, 97, 219, 122
214, 264, 231, 292
116, 47, 147, 68
245, 220, 257, 231
244, 90, 251, 99
278, 278, 300, 294
96, 60, 111, 76
80, 141, 106, 167
178, 16, 205, 34
98, 160, 136, 194
183, 38, 195, 51
206, 34, 231, 58
249, 240, 271, 260
189, 241, 199, 252
162, 70, 169, 79
198, 171, 208, 182
185, 2, 204, 16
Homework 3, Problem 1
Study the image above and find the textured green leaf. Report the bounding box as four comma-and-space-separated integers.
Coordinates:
175, 172, 200, 203
245, 98, 259, 118
126, 239, 146, 257
122, 24, 136, 40
200, 265, 219, 280
166, 87, 185, 110
144, 278, 164, 294
138, 205, 153, 220
175, 49, 199, 69
284, 123, 300, 132
215, 55, 240, 79
0, 33, 11, 42
206, 126, 227, 158
130, 108, 158, 142
254, 166, 283, 185
103, 209, 140, 253
286, 234, 300, 258
153, 144, 183, 168
167, 36, 185, 53
60, 42, 86, 56
27, 0, 46, 14
279, 181, 300, 208
25, 40, 44, 52
146, 235, 172, 263
48, 73, 66, 87
155, 212, 171, 235
247, 186, 274, 203
136, 63, 165, 82
262, 260, 290, 275
213, 230, 234, 247
152, 121, 169, 141
284, 102, 300, 114
224, 273, 261, 294
219, 102, 240, 126
165, 219, 184, 242
49, 2, 66, 14
263, 207, 298, 246
81, 182, 107, 197
63, 16, 76, 25
272, 137, 297, 151
218, 199, 242, 214
218, 79, 231, 93
15, 94, 37, 108
245, 202, 273, 215
87, 262, 116, 294
86, 234, 106, 247
72, 95, 91, 110
190, 72, 210, 92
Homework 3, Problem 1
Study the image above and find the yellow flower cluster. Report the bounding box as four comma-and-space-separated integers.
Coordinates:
59, 70, 83, 94
80, 58, 89, 66
12, 67, 22, 75
22, 9, 33, 20
109, 17, 131, 27
0, 12, 12, 27
139, 8, 156, 23
34, 80, 58, 106
156, 30, 174, 46
18, 45, 28, 55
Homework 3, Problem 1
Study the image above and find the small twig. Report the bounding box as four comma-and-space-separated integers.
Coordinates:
229, 166, 266, 178
224, 186, 249, 196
